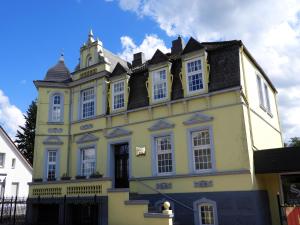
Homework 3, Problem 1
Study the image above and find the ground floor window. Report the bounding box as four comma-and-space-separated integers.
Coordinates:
81, 147, 96, 177
193, 198, 218, 225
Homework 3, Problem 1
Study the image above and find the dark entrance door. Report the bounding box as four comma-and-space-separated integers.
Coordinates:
37, 204, 59, 225
114, 143, 129, 188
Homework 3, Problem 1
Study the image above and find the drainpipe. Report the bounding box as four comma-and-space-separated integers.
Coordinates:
67, 88, 72, 176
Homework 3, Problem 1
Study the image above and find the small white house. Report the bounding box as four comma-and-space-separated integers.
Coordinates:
0, 126, 32, 198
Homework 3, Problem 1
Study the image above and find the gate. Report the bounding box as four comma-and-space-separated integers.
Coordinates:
0, 197, 27, 225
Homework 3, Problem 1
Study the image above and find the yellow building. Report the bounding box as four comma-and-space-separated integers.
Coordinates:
27, 31, 284, 225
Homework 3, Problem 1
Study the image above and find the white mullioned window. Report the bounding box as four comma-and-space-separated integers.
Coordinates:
81, 88, 95, 119
155, 136, 173, 174
112, 81, 125, 110
199, 203, 216, 225
192, 130, 212, 171
152, 69, 167, 101
264, 83, 271, 113
186, 58, 204, 93
47, 150, 57, 180
0, 153, 5, 168
257, 74, 272, 114
52, 95, 61, 122
256, 75, 265, 107
81, 147, 96, 177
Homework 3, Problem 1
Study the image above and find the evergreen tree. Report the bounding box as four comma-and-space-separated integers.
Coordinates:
288, 137, 300, 147
15, 100, 37, 164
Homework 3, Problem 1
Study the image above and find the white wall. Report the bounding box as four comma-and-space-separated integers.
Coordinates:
0, 130, 32, 198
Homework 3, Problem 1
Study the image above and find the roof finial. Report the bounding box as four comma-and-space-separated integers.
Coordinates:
89, 29, 94, 37
59, 51, 64, 62
87, 29, 95, 44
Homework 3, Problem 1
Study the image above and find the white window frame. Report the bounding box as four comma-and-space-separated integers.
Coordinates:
80, 147, 96, 177
193, 198, 218, 225
257, 74, 272, 115
47, 150, 57, 180
112, 80, 125, 111
151, 69, 168, 102
264, 83, 271, 114
0, 153, 5, 168
52, 94, 62, 122
81, 88, 95, 119
155, 135, 173, 175
188, 126, 215, 174
185, 57, 204, 95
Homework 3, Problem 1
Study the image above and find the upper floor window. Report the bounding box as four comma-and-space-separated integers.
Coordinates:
0, 153, 5, 168
81, 88, 95, 119
47, 150, 57, 181
155, 135, 173, 175
11, 158, 16, 169
186, 58, 204, 94
256, 74, 271, 114
152, 69, 167, 101
112, 81, 125, 111
49, 93, 64, 123
80, 147, 96, 177
190, 128, 214, 172
52, 95, 62, 122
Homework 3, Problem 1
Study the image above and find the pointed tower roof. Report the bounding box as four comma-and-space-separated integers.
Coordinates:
149, 49, 169, 65
86, 29, 95, 44
44, 54, 71, 82
182, 37, 204, 55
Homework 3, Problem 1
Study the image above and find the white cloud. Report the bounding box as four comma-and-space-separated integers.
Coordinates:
118, 34, 170, 62
0, 89, 25, 139
115, 0, 300, 140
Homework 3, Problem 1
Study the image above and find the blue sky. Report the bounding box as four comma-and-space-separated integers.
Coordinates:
0, 0, 300, 141
0, 0, 171, 111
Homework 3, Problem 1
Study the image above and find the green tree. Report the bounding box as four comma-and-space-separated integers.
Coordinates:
15, 100, 37, 164
288, 137, 300, 147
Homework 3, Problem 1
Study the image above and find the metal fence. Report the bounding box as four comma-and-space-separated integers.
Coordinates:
0, 197, 27, 225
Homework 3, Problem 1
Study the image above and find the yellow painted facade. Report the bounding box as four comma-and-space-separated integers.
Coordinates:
29, 34, 284, 225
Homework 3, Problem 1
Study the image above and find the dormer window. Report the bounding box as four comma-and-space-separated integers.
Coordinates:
152, 69, 167, 102
186, 58, 204, 94
49, 93, 64, 123
112, 81, 125, 111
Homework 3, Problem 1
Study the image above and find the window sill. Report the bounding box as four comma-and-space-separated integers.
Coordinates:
267, 111, 273, 118
47, 122, 64, 125
259, 104, 266, 112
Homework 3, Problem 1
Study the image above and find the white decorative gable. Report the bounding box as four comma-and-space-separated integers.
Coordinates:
148, 119, 175, 131
183, 113, 213, 125
76, 133, 99, 144
43, 136, 64, 145
105, 127, 132, 139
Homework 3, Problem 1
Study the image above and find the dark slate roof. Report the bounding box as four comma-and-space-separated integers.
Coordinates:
110, 63, 129, 77
182, 37, 205, 55
44, 57, 71, 82
149, 49, 169, 65
127, 70, 149, 110
254, 147, 300, 173
206, 43, 241, 92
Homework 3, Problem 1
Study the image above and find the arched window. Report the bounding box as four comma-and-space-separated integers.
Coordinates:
193, 198, 218, 225
49, 93, 64, 122
87, 56, 93, 67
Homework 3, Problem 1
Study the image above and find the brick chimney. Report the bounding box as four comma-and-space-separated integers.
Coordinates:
171, 36, 184, 55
